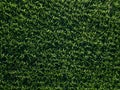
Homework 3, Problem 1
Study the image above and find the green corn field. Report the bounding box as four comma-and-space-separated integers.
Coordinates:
0, 0, 120, 89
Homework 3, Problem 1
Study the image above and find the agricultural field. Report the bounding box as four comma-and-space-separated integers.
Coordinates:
0, 0, 120, 89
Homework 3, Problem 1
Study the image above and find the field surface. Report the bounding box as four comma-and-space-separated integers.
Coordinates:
0, 0, 120, 89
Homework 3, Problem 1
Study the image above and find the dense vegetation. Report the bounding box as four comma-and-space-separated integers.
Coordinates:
0, 0, 120, 89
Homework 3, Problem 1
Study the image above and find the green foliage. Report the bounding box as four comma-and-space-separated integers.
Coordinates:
0, 0, 120, 89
